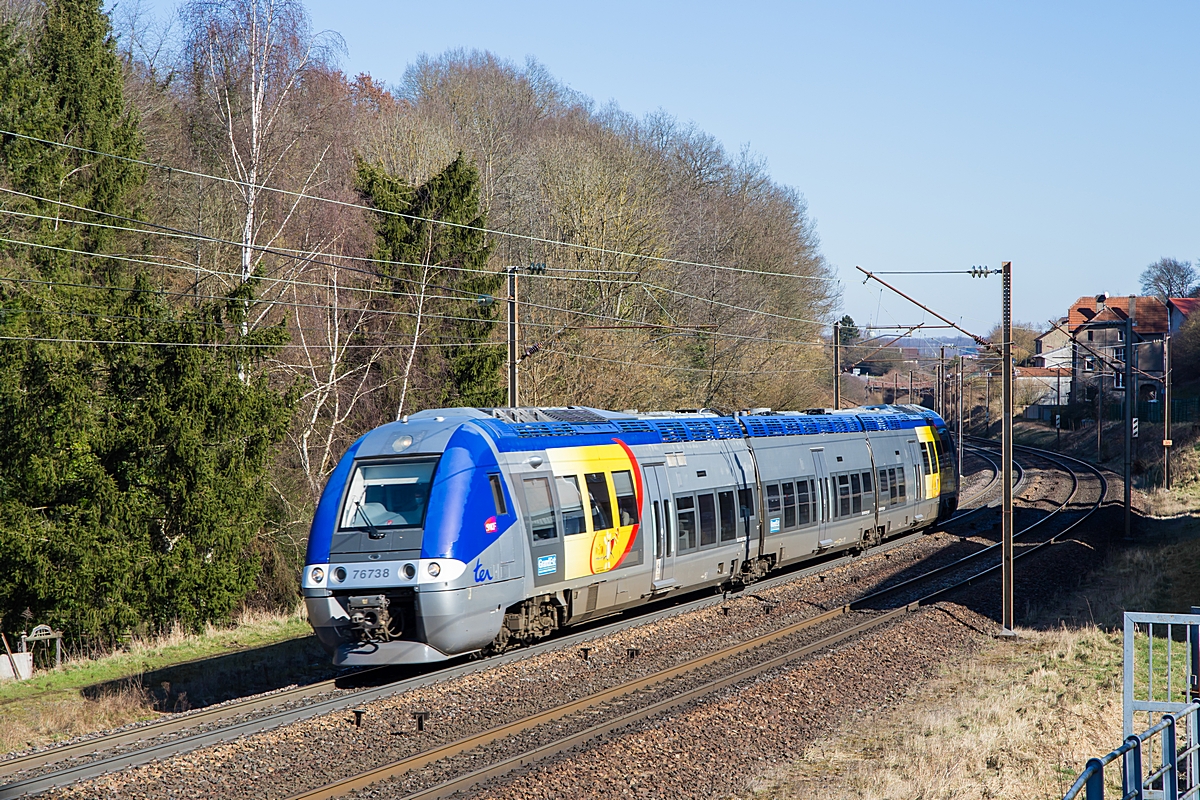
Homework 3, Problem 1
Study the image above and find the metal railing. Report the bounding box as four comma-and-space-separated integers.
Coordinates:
1063, 612, 1200, 800
1062, 703, 1200, 800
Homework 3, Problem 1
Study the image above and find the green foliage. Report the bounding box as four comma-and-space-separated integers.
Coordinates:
1172, 313, 1200, 384
356, 154, 504, 408
837, 315, 859, 345
0, 0, 142, 267
0, 0, 293, 642
0, 276, 294, 640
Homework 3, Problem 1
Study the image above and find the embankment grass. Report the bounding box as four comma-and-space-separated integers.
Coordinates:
0, 606, 315, 754
751, 626, 1123, 800
750, 511, 1200, 799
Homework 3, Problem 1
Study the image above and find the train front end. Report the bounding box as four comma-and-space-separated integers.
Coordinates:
301, 410, 523, 665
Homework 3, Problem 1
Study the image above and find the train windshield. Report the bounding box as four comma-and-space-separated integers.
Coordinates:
339, 459, 438, 530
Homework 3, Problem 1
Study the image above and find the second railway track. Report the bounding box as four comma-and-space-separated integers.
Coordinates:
279, 441, 1105, 800
2, 441, 1070, 796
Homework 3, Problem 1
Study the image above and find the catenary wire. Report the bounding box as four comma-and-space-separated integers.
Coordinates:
0, 128, 840, 284
0, 235, 834, 349
0, 193, 833, 329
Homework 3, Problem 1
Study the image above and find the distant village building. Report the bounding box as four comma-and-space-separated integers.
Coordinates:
1067, 294, 1168, 404
1013, 365, 1071, 410
1033, 318, 1071, 369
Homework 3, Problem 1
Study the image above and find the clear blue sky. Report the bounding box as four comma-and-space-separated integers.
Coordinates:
132, 1, 1200, 338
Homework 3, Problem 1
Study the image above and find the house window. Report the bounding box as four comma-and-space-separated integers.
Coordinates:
1084, 357, 1095, 372
1115, 373, 1125, 389
1087, 330, 1094, 341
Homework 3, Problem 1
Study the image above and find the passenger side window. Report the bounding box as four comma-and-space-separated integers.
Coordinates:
887, 468, 899, 505
738, 488, 755, 537
897, 467, 907, 502
879, 469, 890, 505
676, 495, 697, 551
664, 499, 674, 555
652, 500, 663, 556
782, 481, 796, 529
797, 480, 811, 525
851, 473, 862, 514
585, 472, 613, 531
698, 493, 717, 546
612, 470, 640, 527
521, 477, 558, 541
557, 475, 587, 535
718, 490, 737, 542
837, 474, 851, 517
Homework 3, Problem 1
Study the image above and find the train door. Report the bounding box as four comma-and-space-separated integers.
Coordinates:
810, 448, 831, 547
642, 464, 675, 590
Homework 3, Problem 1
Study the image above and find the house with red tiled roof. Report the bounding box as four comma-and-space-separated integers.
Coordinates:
1067, 294, 1167, 405
1168, 297, 1200, 333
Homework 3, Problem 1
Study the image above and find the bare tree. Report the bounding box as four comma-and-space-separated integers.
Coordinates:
182, 0, 343, 295
1140, 257, 1197, 299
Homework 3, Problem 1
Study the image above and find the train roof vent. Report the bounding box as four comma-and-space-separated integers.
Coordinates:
741, 417, 787, 437
541, 407, 611, 425
712, 419, 743, 439
857, 416, 889, 431
825, 415, 863, 433
684, 420, 718, 441
511, 421, 577, 438
614, 419, 654, 434
653, 420, 689, 443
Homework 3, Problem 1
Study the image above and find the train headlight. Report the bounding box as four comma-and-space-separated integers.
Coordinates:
392, 435, 413, 453
403, 563, 416, 579
310, 566, 325, 583
333, 567, 347, 582
427, 562, 441, 578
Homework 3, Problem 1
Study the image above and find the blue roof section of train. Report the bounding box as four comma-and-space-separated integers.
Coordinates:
466, 405, 943, 453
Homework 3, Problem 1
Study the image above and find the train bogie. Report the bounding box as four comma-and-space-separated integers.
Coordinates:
302, 405, 958, 665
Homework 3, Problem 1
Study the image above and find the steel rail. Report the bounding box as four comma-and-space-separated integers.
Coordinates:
283, 447, 1101, 800
947, 442, 1022, 525
856, 442, 1073, 606
0, 451, 1007, 797
0, 521, 937, 798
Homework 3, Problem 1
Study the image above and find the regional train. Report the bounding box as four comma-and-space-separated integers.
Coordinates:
302, 404, 958, 666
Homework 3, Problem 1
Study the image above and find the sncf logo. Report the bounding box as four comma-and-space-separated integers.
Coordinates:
484, 516, 498, 534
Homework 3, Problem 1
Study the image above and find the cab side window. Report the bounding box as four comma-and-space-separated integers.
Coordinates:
489, 474, 508, 515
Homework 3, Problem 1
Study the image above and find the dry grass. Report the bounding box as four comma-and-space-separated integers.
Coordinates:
749, 625, 1124, 800
0, 683, 157, 754
0, 605, 314, 755
748, 501, 1200, 799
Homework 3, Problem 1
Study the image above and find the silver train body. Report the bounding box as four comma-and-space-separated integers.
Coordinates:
301, 405, 958, 665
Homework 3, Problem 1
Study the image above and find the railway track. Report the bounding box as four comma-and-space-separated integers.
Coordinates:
0, 449, 1016, 798
277, 441, 1103, 800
